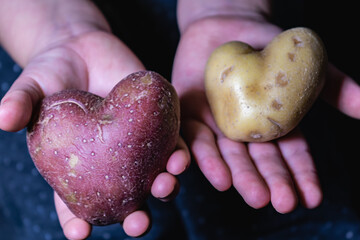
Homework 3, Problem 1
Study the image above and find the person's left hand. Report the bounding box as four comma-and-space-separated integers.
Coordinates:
172, 16, 326, 213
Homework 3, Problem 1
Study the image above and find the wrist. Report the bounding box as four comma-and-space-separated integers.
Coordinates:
177, 0, 271, 33
0, 0, 111, 67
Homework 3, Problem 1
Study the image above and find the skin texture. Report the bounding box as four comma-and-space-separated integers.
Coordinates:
205, 27, 327, 142
27, 71, 180, 225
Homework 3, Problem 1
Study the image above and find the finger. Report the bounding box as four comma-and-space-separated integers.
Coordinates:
182, 119, 232, 191
218, 137, 270, 209
322, 63, 360, 118
0, 47, 87, 132
166, 137, 191, 175
0, 83, 36, 132
151, 172, 180, 201
54, 192, 91, 240
122, 210, 151, 238
248, 141, 298, 213
277, 129, 322, 209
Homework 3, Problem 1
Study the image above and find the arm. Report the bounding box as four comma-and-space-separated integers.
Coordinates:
0, 0, 110, 67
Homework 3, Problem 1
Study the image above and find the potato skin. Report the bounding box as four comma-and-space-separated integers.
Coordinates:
27, 71, 180, 225
205, 27, 327, 142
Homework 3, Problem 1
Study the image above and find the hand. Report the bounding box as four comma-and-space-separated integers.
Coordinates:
172, 16, 326, 213
0, 30, 190, 239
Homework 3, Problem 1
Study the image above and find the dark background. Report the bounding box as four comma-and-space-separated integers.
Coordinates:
1, 0, 360, 239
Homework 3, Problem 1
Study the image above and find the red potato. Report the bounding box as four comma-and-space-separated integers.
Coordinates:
26, 71, 180, 225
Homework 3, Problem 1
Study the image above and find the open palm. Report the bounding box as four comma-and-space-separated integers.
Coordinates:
172, 17, 328, 213
0, 30, 189, 239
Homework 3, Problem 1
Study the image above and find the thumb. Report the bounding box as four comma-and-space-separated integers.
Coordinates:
0, 46, 89, 132
0, 74, 42, 132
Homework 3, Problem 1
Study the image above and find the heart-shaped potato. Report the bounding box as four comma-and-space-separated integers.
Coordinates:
205, 27, 327, 142
26, 71, 180, 225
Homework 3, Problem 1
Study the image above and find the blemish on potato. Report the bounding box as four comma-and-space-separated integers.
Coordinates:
40, 114, 54, 126
99, 115, 113, 125
59, 178, 68, 188
68, 170, 77, 177
66, 193, 77, 203
96, 124, 105, 143
271, 99, 283, 110
135, 91, 149, 101
220, 66, 234, 83
140, 74, 153, 85
48, 99, 88, 114
267, 117, 282, 131
34, 146, 42, 154
264, 84, 273, 91
292, 36, 303, 47
120, 94, 128, 103
288, 52, 296, 62
275, 71, 288, 87
249, 132, 262, 140
69, 154, 79, 168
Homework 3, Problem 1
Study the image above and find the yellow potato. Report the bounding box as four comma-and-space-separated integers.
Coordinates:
205, 27, 327, 142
